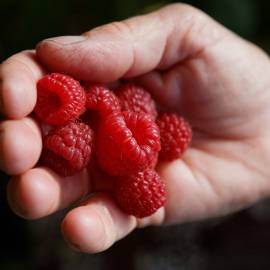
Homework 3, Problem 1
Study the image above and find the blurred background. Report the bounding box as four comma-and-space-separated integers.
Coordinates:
1, 0, 270, 269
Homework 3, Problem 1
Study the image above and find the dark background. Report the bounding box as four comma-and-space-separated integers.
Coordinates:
1, 0, 270, 269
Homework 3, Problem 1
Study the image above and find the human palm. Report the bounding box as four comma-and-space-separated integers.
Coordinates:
1, 4, 270, 253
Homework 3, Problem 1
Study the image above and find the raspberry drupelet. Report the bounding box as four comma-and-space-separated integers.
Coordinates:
42, 122, 94, 176
116, 83, 158, 119
157, 112, 192, 161
114, 169, 166, 218
96, 111, 160, 176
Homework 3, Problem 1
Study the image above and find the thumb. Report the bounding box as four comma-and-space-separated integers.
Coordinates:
36, 4, 227, 82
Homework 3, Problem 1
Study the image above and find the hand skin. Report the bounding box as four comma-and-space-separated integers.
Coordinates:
1, 3, 270, 253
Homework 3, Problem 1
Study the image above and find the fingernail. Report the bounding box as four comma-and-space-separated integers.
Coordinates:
40, 36, 87, 46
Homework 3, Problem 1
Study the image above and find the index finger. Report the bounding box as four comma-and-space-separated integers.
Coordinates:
0, 50, 45, 119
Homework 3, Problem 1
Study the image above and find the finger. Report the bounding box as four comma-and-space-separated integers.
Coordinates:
36, 4, 228, 82
0, 50, 45, 119
62, 193, 165, 253
7, 167, 90, 219
0, 117, 42, 174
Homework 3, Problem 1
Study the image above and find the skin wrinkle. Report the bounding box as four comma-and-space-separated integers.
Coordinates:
191, 134, 270, 196
89, 203, 118, 251
20, 50, 43, 78
118, 20, 150, 78
182, 157, 222, 218
140, 207, 166, 228
27, 171, 56, 219
2, 2, 270, 253
86, 194, 137, 240
157, 5, 227, 69
158, 160, 204, 224
5, 51, 43, 80
0, 121, 39, 174
0, 64, 31, 114
0, 52, 43, 118
83, 21, 136, 80
243, 138, 270, 191
63, 45, 87, 74
25, 174, 56, 219
44, 177, 60, 217
23, 117, 42, 139
154, 10, 175, 69
179, 134, 268, 222
97, 17, 165, 78
178, 46, 270, 138
179, 150, 249, 221
206, 40, 270, 101
191, 142, 269, 203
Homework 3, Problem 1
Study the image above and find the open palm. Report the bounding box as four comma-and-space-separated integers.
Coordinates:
1, 4, 270, 253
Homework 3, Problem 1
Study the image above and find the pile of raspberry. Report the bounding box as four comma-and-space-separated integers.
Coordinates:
34, 73, 192, 218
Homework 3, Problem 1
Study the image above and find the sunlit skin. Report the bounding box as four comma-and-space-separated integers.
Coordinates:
1, 4, 270, 253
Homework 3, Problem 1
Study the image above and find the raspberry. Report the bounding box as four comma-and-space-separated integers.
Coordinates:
88, 159, 116, 191
85, 84, 121, 116
96, 111, 160, 176
80, 110, 101, 131
114, 169, 166, 218
157, 112, 192, 161
116, 83, 158, 119
34, 73, 86, 125
42, 122, 94, 176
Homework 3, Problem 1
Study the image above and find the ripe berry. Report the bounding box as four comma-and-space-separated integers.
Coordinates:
85, 84, 121, 116
34, 73, 86, 125
116, 83, 158, 119
96, 111, 160, 176
114, 169, 166, 218
80, 110, 101, 132
88, 159, 116, 191
157, 112, 192, 161
42, 122, 94, 176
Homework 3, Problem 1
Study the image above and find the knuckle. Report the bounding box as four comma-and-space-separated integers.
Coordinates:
0, 51, 34, 77
164, 3, 202, 15
84, 20, 133, 40
161, 3, 207, 23
107, 21, 133, 36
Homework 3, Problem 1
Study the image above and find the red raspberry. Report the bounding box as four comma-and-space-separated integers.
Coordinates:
34, 73, 86, 125
88, 159, 116, 191
80, 110, 101, 131
96, 111, 160, 176
114, 169, 166, 218
85, 84, 121, 116
116, 83, 158, 119
157, 113, 192, 161
42, 122, 94, 176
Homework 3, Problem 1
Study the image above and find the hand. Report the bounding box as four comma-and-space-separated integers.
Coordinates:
1, 3, 270, 253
